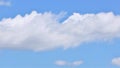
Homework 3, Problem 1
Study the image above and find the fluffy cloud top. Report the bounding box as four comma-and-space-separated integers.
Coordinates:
0, 11, 120, 51
112, 57, 120, 66
0, 0, 11, 6
55, 60, 83, 66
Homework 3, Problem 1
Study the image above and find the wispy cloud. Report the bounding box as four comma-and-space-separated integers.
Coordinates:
0, 0, 11, 6
0, 11, 120, 51
55, 60, 83, 67
112, 57, 120, 66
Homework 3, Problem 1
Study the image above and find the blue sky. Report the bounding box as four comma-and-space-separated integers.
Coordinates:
0, 0, 120, 68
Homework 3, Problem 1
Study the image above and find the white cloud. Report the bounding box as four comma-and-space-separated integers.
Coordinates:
112, 57, 120, 66
55, 60, 83, 66
72, 60, 83, 66
55, 60, 67, 66
0, 11, 120, 51
0, 0, 11, 6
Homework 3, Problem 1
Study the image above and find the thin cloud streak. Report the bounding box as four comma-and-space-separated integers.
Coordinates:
0, 0, 11, 6
55, 60, 83, 67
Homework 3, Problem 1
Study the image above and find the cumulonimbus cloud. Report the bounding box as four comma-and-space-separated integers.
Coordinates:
0, 11, 120, 51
